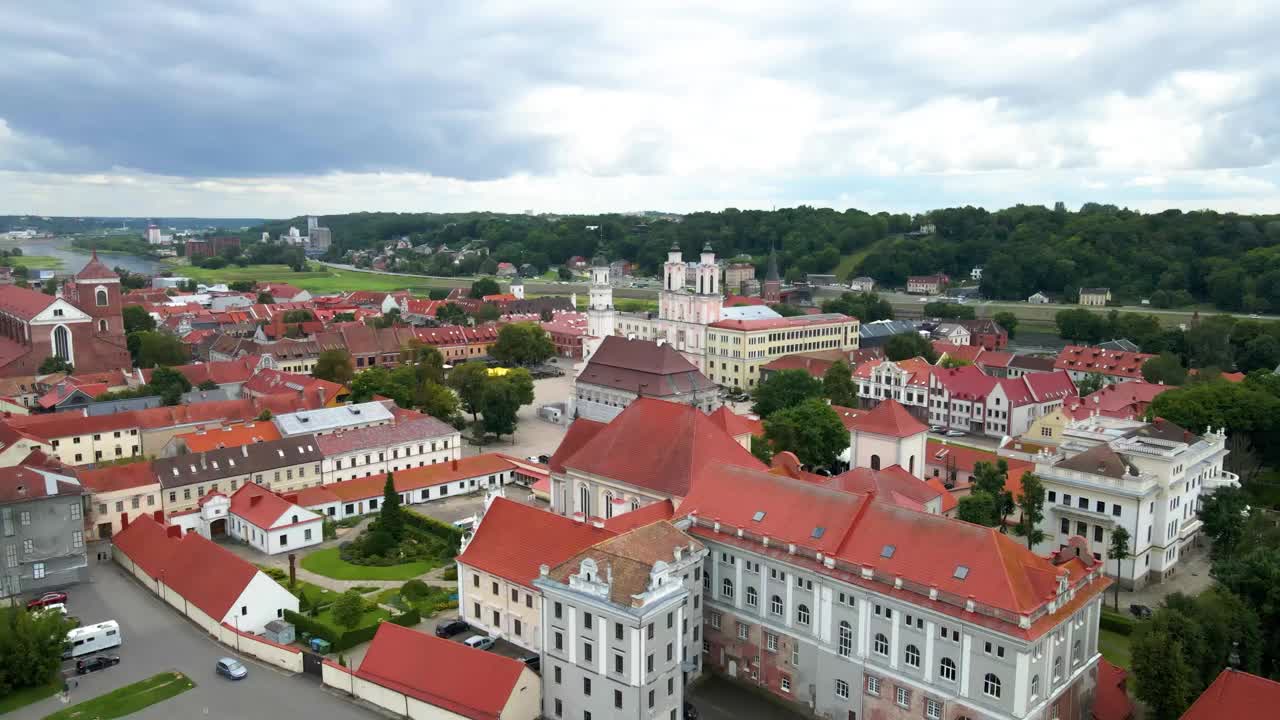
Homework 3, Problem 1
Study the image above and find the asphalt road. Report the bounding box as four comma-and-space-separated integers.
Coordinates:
9, 552, 382, 720
687, 675, 806, 720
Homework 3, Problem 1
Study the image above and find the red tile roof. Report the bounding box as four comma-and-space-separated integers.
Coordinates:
827, 465, 941, 509
723, 294, 767, 307
457, 496, 614, 587
160, 531, 261, 620
325, 454, 516, 502
357, 623, 528, 720
924, 478, 959, 513
0, 466, 83, 504
289, 485, 340, 507
1054, 345, 1154, 380
926, 440, 1035, 498
110, 514, 178, 578
228, 483, 312, 530
975, 350, 1014, 369
78, 461, 158, 494
760, 354, 836, 378
556, 398, 765, 497
1065, 381, 1170, 421
316, 415, 455, 456
547, 418, 607, 473
932, 341, 984, 364
602, 499, 675, 532
74, 250, 119, 280
833, 399, 927, 438
1180, 668, 1280, 720
707, 406, 764, 440
853, 357, 933, 387
932, 364, 998, 399
1092, 659, 1135, 720
0, 285, 56, 319
143, 356, 260, 386
177, 422, 281, 452
708, 312, 854, 331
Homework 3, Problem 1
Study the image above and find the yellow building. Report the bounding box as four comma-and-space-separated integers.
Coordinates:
705, 313, 859, 389
1023, 407, 1072, 445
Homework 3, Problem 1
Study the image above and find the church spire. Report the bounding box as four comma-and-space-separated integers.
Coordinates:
766, 244, 780, 282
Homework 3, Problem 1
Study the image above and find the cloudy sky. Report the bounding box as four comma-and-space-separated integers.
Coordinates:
2, 0, 1278, 217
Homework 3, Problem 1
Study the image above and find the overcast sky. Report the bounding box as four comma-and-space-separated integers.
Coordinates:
2, 0, 1278, 217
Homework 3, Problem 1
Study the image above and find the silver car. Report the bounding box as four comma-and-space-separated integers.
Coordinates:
463, 635, 496, 651
215, 657, 248, 680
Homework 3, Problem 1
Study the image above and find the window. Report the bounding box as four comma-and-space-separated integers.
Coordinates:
873, 633, 888, 656
835, 679, 849, 700
737, 622, 748, 640
553, 699, 562, 718
766, 632, 777, 652
745, 586, 758, 607
780, 675, 791, 693
1031, 674, 1040, 699
797, 604, 810, 625
770, 594, 783, 615
709, 611, 721, 629
614, 690, 622, 709
1072, 639, 1082, 665
866, 676, 880, 696
925, 698, 942, 719
838, 621, 852, 658
614, 654, 624, 674
896, 686, 910, 708
584, 612, 593, 630
1053, 656, 1063, 681
1060, 517, 1070, 533
647, 654, 654, 673
721, 578, 734, 599
983, 673, 1002, 698
615, 622, 624, 641
583, 677, 591, 696
939, 658, 957, 682
72, 531, 83, 548
905, 644, 920, 668
18, 511, 29, 526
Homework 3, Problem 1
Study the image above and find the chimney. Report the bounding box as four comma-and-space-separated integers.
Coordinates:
120, 513, 129, 528
451, 458, 458, 471
166, 525, 182, 538
152, 510, 163, 522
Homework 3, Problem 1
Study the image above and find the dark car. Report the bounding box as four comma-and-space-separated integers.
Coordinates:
1129, 604, 1152, 619
520, 654, 541, 672
434, 618, 469, 638
75, 655, 120, 675
683, 702, 699, 720
27, 591, 68, 610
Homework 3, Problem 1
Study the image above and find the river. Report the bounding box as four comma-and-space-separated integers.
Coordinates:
0, 237, 165, 275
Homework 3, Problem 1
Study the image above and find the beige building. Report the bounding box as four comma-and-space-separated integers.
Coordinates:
317, 415, 461, 483
0, 425, 53, 468
705, 313, 859, 389
153, 435, 324, 517
1079, 288, 1111, 306
723, 262, 756, 295
78, 462, 162, 540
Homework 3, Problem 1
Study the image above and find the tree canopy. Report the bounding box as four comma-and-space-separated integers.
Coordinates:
490, 323, 554, 366
822, 361, 858, 408
762, 398, 848, 469
751, 369, 824, 418
314, 349, 355, 386
884, 332, 936, 362
820, 292, 894, 322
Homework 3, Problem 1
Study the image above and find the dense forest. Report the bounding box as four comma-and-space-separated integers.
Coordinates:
246, 204, 1280, 313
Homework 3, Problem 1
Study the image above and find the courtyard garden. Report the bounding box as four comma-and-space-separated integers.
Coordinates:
376, 579, 458, 618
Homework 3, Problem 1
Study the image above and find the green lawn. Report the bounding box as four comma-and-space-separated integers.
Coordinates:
376, 584, 457, 617
0, 678, 61, 714
300, 547, 434, 580
313, 604, 390, 633
168, 262, 459, 294
42, 671, 195, 720
2, 255, 63, 269
1099, 628, 1132, 670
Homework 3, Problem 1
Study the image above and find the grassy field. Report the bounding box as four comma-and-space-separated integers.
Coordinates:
1099, 628, 1132, 670
300, 547, 434, 580
42, 671, 195, 720
313, 603, 390, 633
1, 255, 63, 269
834, 235, 897, 280
0, 678, 61, 714
376, 584, 457, 617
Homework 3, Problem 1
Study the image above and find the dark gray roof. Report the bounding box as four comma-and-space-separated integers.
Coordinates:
154, 434, 323, 489
1007, 355, 1057, 372
1098, 339, 1140, 353
1057, 444, 1136, 479
859, 320, 917, 339
578, 336, 714, 397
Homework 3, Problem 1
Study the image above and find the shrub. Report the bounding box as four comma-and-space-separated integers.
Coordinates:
331, 590, 365, 629
401, 579, 430, 600
1100, 608, 1136, 636
322, 519, 337, 541
442, 566, 458, 582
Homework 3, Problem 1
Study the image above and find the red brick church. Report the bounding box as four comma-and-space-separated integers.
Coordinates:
0, 252, 131, 377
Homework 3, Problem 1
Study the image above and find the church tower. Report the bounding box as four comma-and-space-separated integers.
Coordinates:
73, 250, 124, 336
587, 254, 615, 339
762, 245, 781, 303
692, 242, 722, 325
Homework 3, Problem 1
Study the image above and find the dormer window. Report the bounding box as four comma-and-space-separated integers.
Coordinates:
53, 309, 64, 317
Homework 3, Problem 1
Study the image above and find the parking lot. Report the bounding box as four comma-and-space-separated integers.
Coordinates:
9, 552, 382, 720
461, 372, 572, 461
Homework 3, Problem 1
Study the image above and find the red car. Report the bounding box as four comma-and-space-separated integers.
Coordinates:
26, 591, 67, 610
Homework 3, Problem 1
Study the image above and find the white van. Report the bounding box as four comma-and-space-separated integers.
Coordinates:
63, 621, 122, 659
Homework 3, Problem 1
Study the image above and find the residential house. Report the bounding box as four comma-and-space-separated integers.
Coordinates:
959, 319, 1008, 350
240, 369, 347, 406
1054, 346, 1154, 383
849, 277, 875, 292
318, 455, 515, 520
927, 365, 1077, 439
1061, 382, 1171, 422
163, 421, 282, 458
1007, 354, 1059, 379
317, 415, 461, 483
573, 336, 719, 422
1078, 288, 1111, 307
541, 312, 588, 359
0, 465, 87, 598
172, 483, 323, 555
1027, 292, 1051, 304
932, 342, 984, 366
0, 424, 53, 468
79, 461, 161, 540
723, 262, 756, 294
906, 274, 949, 295
832, 399, 928, 477
931, 323, 971, 346
153, 434, 324, 517
925, 440, 1034, 493
315, 324, 419, 370
413, 325, 501, 363
853, 357, 934, 420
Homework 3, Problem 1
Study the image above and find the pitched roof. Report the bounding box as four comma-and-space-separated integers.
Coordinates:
579, 336, 714, 396
976, 350, 1014, 369
457, 496, 614, 587
932, 341, 984, 365
707, 406, 764, 440
324, 455, 516, 502
0, 285, 57, 319
602, 499, 675, 532
160, 532, 260, 620
827, 465, 941, 509
315, 415, 455, 455
1054, 345, 1154, 380
74, 250, 119, 280
1092, 659, 1135, 720
176, 422, 281, 452
0, 466, 83, 504
110, 514, 178, 578
153, 434, 322, 489
556, 398, 765, 497
548, 521, 703, 607
708, 312, 854, 332
547, 418, 607, 473
1180, 668, 1280, 720
228, 483, 311, 529
1056, 444, 1137, 479
834, 399, 927, 438
77, 461, 158, 494
760, 354, 837, 378
933, 364, 998, 399
289, 485, 340, 507
356, 623, 528, 720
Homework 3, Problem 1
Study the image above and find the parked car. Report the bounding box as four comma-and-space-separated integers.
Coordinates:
944, 430, 965, 438
75, 655, 120, 675
928, 425, 944, 433
463, 635, 496, 651
1129, 604, 1153, 619
215, 657, 248, 680
27, 591, 68, 610
520, 654, 541, 672
683, 702, 700, 720
434, 618, 470, 638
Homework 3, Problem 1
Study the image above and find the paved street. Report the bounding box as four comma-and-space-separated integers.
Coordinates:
688, 675, 807, 720
461, 372, 572, 461
9, 552, 382, 720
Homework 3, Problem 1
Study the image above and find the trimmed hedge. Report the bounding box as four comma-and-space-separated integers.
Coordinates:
1099, 609, 1136, 636
403, 510, 464, 553
284, 609, 422, 652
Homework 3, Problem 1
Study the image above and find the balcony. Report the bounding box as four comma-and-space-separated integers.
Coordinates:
1203, 471, 1239, 493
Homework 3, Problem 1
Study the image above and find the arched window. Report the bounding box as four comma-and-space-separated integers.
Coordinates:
838, 622, 852, 657
631, 498, 639, 512
52, 325, 71, 363
873, 633, 888, 656
939, 657, 957, 682
98, 319, 107, 332
1072, 639, 1081, 665
796, 604, 810, 625
870, 454, 881, 470
745, 587, 758, 608
1031, 674, 1040, 699
578, 485, 590, 516
603, 491, 614, 519
905, 644, 920, 668
983, 673, 1002, 698
770, 595, 783, 616
908, 455, 915, 475
95, 288, 108, 307
1053, 656, 1063, 681
721, 578, 734, 600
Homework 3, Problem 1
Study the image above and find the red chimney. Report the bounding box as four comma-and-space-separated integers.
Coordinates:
166, 525, 182, 538
152, 510, 163, 522
451, 458, 458, 471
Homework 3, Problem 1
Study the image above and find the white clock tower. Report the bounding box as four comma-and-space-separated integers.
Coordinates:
587, 254, 615, 339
